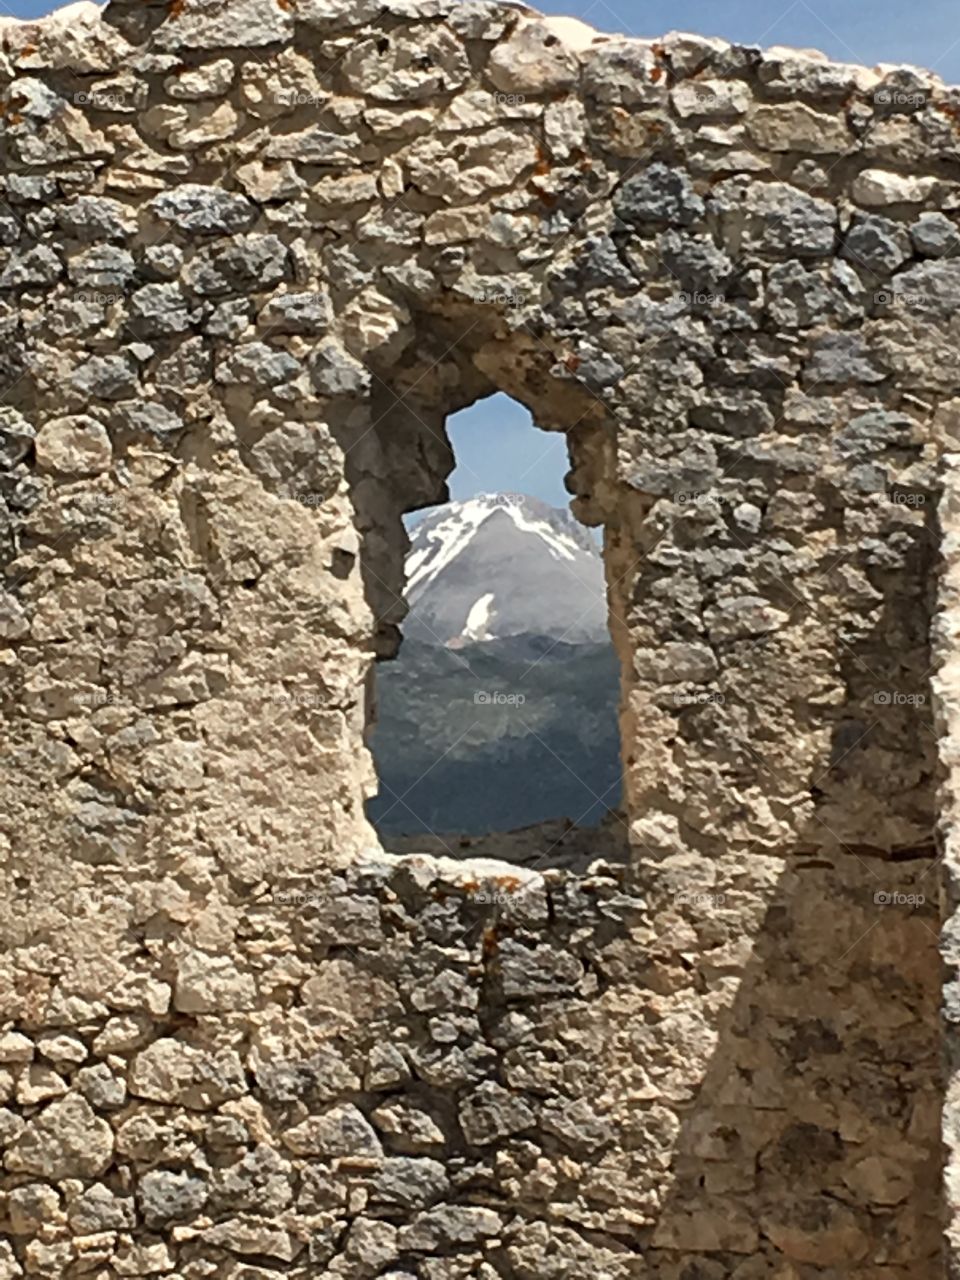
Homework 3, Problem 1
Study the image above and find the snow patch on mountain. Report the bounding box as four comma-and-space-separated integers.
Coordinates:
462, 592, 496, 642
404, 493, 607, 647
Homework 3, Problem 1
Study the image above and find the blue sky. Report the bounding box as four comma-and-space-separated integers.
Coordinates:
8, 0, 958, 507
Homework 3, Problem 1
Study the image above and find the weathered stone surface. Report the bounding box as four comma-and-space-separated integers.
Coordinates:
487, 19, 579, 93
153, 0, 294, 50
841, 213, 912, 273
0, 5, 953, 1280
343, 27, 470, 100
138, 1170, 208, 1226
911, 211, 960, 257
173, 950, 258, 1012
851, 167, 939, 206
614, 163, 705, 227
282, 1104, 383, 1162
34, 415, 113, 476
149, 184, 257, 234
748, 102, 853, 152
7, 1095, 113, 1178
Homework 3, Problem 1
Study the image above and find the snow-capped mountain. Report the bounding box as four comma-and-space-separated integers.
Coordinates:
404, 493, 607, 646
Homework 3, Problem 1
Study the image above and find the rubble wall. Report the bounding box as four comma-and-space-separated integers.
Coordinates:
0, 0, 956, 1274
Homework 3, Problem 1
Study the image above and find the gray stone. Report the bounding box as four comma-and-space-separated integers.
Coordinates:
459, 1081, 536, 1144
149, 185, 258, 235
68, 1184, 136, 1234
129, 283, 197, 336
57, 196, 135, 242
204, 299, 251, 341
6, 173, 57, 203
690, 389, 776, 437
804, 332, 886, 385
767, 259, 862, 328
282, 1103, 383, 1162
259, 290, 334, 335
210, 1143, 294, 1215
141, 243, 184, 280
911, 212, 960, 258
713, 179, 836, 257
138, 1169, 209, 1227
119, 401, 186, 438
184, 234, 289, 296
889, 260, 960, 315
371, 1157, 449, 1210
309, 337, 371, 397
842, 214, 912, 274
659, 229, 734, 293
216, 342, 303, 388
0, 407, 36, 469
265, 127, 363, 166
0, 245, 62, 289
68, 245, 136, 289
76, 1062, 128, 1109
614, 163, 705, 228
70, 354, 139, 400
401, 1204, 503, 1251
498, 937, 583, 998
834, 410, 920, 459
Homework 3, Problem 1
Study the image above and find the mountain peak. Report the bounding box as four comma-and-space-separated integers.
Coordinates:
404, 493, 607, 648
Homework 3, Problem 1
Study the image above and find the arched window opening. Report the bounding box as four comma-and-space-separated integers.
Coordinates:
366, 393, 624, 865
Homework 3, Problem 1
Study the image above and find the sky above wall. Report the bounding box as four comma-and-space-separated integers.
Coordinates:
5, 0, 958, 508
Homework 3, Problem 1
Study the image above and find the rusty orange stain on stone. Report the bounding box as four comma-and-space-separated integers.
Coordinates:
492, 875, 524, 894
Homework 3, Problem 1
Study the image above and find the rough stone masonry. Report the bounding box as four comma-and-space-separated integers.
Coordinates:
1, 0, 959, 1274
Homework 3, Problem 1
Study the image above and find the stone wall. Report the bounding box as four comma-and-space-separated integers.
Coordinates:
0, 851, 946, 1277
0, 0, 957, 1274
